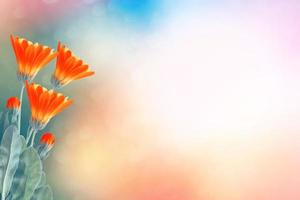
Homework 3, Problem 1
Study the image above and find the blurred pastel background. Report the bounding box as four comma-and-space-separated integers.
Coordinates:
1, 0, 300, 199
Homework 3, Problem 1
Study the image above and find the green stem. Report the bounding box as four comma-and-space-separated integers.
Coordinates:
26, 126, 34, 145
18, 85, 25, 133
30, 130, 37, 147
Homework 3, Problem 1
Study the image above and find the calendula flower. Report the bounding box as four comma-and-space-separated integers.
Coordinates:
51, 42, 94, 88
10, 35, 57, 82
26, 82, 72, 130
6, 96, 21, 124
37, 132, 55, 160
40, 132, 55, 146
6, 97, 21, 110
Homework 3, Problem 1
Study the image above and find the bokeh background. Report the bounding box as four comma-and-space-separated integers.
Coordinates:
1, 0, 300, 199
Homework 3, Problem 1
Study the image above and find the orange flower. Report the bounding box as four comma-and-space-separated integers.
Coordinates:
6, 97, 21, 110
51, 42, 94, 88
10, 35, 57, 82
26, 82, 72, 130
40, 132, 55, 146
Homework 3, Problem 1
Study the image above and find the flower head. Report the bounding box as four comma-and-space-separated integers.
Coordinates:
26, 82, 72, 130
6, 97, 21, 110
10, 35, 57, 82
37, 132, 55, 160
40, 132, 55, 146
51, 42, 94, 88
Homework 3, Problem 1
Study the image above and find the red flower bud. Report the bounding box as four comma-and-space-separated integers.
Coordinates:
6, 97, 21, 110
40, 132, 55, 146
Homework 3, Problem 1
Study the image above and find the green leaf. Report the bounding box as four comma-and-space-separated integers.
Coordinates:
3, 112, 10, 133
36, 172, 46, 188
29, 172, 53, 200
0, 125, 24, 200
10, 147, 42, 200
30, 185, 53, 200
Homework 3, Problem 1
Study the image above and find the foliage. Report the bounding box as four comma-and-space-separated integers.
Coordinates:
0, 36, 94, 200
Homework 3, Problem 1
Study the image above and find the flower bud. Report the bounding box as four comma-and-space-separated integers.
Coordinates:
37, 132, 55, 160
6, 97, 20, 110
